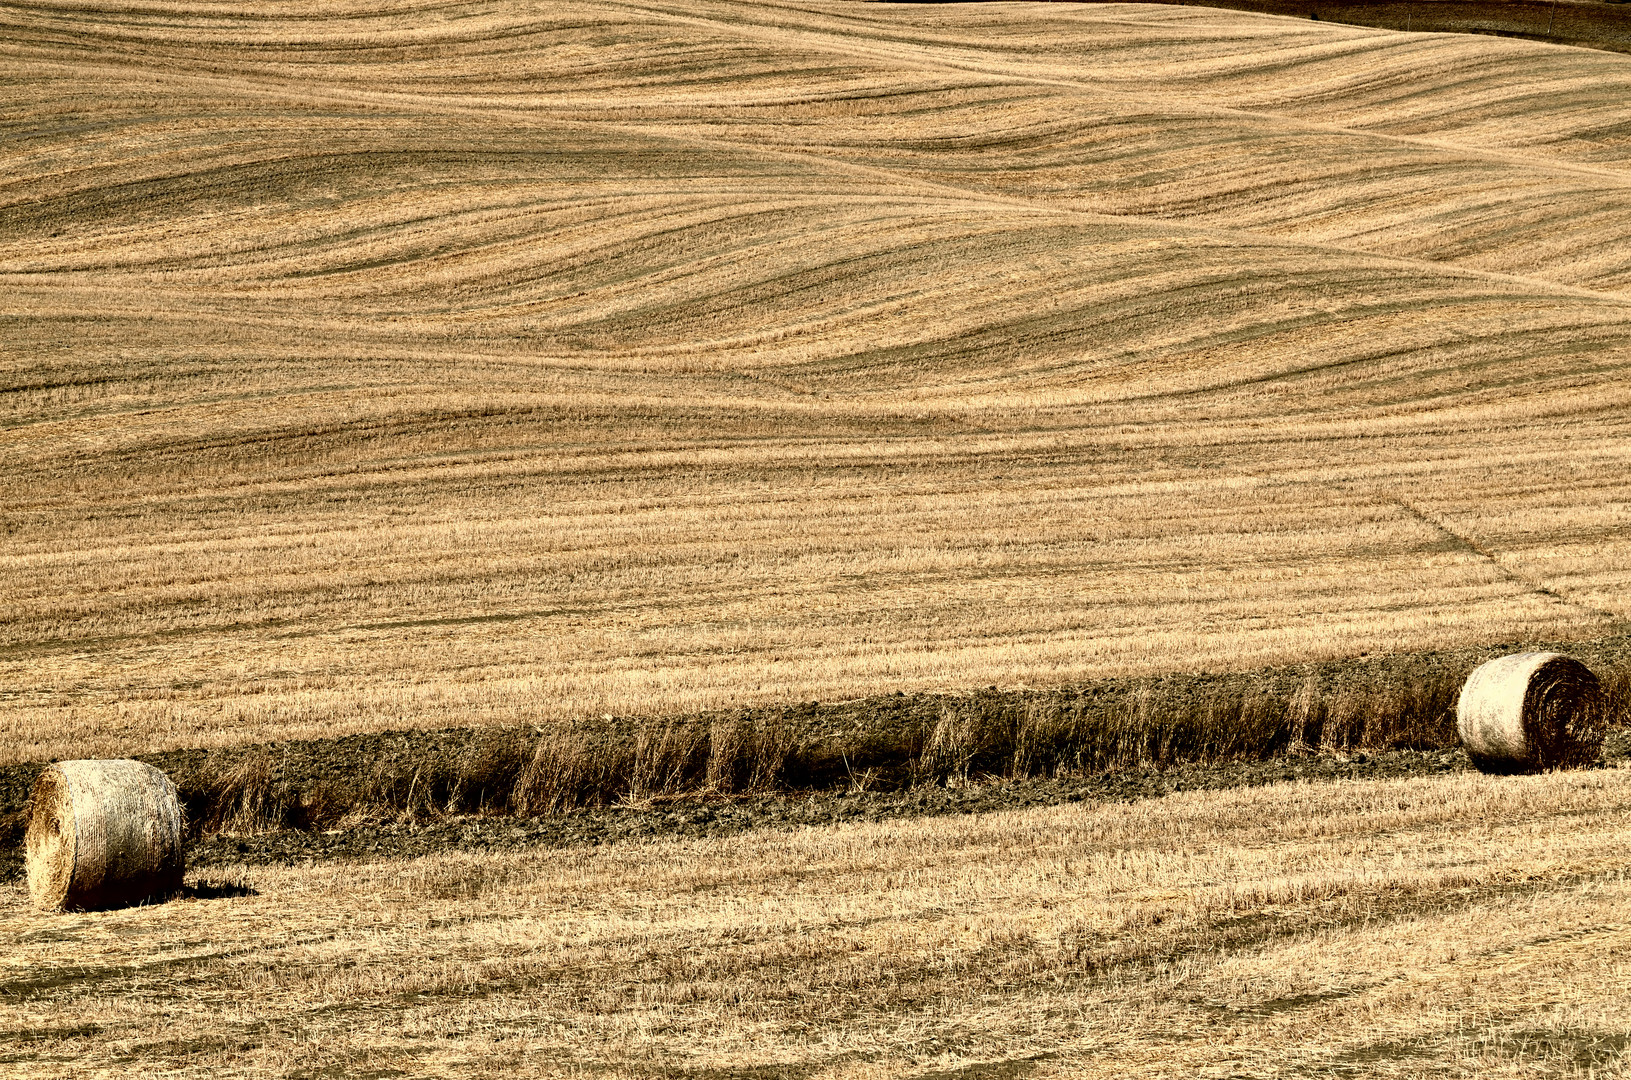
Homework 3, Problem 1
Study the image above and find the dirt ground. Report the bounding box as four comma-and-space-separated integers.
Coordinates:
6, 634, 1629, 882
8, 731, 1626, 885
181, 744, 1471, 870
1104, 0, 1631, 53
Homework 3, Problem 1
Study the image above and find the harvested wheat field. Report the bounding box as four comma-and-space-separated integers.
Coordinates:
5, 767, 1631, 1077
10, 3, 1631, 1075
8, 0, 1631, 761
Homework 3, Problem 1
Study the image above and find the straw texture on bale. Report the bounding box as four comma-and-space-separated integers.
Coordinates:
1456, 652, 1604, 774
26, 759, 185, 911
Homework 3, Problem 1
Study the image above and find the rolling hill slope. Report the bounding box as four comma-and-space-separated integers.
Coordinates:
4, 0, 1631, 760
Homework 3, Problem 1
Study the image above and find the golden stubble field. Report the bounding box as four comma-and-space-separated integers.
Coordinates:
4, 767, 1631, 1077
8, 7, 1631, 1077
6, 0, 1631, 762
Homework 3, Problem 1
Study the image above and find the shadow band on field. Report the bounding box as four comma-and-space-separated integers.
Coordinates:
905, 0, 1631, 56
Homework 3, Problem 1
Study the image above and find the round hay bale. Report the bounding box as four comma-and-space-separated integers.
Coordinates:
26, 759, 184, 911
1456, 652, 1604, 774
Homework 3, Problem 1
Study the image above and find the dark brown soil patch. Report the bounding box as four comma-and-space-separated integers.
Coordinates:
182, 745, 1470, 871
938, 0, 1631, 56
3, 632, 1629, 881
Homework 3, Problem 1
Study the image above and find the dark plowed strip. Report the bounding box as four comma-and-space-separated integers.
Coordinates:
184, 745, 1471, 870
993, 0, 1631, 56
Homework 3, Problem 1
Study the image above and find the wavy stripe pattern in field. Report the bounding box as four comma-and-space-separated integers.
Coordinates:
5, 0, 1631, 758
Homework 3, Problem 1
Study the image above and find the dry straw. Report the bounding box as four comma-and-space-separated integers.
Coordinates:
26, 759, 184, 911
1456, 652, 1605, 774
